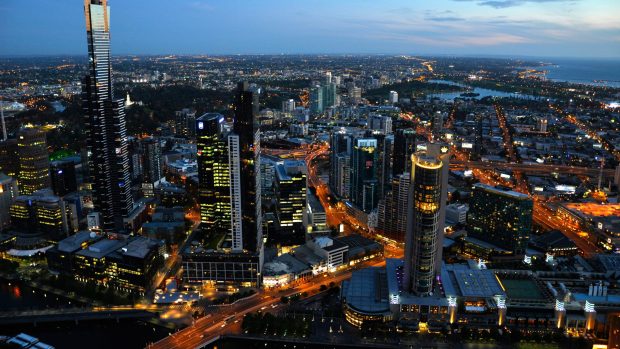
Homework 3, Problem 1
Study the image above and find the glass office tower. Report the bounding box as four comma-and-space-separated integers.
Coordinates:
468, 183, 533, 254
197, 113, 231, 239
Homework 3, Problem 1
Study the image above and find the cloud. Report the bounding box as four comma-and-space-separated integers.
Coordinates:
188, 1, 215, 12
427, 16, 466, 22
453, 0, 579, 9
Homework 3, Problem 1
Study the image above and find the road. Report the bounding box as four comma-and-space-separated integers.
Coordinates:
450, 160, 616, 177
148, 258, 386, 349
531, 200, 601, 257
551, 104, 620, 162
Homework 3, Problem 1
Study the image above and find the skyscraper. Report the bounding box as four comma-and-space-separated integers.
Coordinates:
272, 160, 307, 247
197, 113, 231, 239
0, 173, 19, 231
0, 139, 18, 178
234, 82, 262, 256
310, 85, 324, 115
17, 127, 51, 195
351, 138, 379, 213
329, 130, 352, 198
82, 0, 133, 233
175, 108, 197, 138
468, 183, 533, 254
392, 128, 416, 177
403, 144, 449, 296
182, 83, 263, 287
377, 172, 410, 242
50, 160, 78, 197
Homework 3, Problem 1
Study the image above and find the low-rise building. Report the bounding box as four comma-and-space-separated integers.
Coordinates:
47, 233, 163, 294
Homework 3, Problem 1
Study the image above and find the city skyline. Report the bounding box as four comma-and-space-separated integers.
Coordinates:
1, 0, 619, 58
2, 0, 620, 348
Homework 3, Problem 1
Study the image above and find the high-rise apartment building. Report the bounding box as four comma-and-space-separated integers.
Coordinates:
310, 84, 337, 115
368, 114, 392, 135
82, 0, 133, 233
175, 108, 197, 138
17, 127, 51, 195
403, 144, 449, 296
468, 183, 533, 254
140, 137, 163, 197
377, 172, 410, 243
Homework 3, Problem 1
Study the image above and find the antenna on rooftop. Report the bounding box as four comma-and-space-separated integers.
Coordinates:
598, 157, 604, 191
0, 95, 7, 141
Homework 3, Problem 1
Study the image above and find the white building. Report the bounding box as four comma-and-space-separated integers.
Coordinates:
446, 203, 468, 224
389, 91, 398, 104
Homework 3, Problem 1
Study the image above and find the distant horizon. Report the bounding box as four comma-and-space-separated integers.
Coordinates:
1, 53, 619, 61
0, 0, 618, 58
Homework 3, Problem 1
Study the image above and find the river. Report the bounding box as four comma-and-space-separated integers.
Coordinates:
0, 278, 170, 348
427, 80, 541, 101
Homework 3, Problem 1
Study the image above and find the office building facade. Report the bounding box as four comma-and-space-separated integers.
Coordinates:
17, 128, 51, 195
273, 161, 307, 247
197, 113, 232, 238
468, 183, 533, 254
50, 160, 77, 197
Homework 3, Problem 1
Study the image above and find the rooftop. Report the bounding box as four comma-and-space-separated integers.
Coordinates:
474, 183, 530, 200
598, 254, 620, 273
562, 203, 620, 218
57, 231, 100, 253
342, 267, 391, 314
76, 238, 126, 259
263, 253, 310, 276
120, 237, 159, 259
442, 263, 505, 298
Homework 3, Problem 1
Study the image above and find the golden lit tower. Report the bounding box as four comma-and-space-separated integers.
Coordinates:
403, 144, 449, 296
17, 127, 51, 195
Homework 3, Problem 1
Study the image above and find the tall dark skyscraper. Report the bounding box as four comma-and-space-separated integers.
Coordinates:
351, 138, 379, 213
403, 144, 449, 296
392, 128, 416, 177
82, 0, 133, 233
50, 160, 77, 197
234, 82, 262, 255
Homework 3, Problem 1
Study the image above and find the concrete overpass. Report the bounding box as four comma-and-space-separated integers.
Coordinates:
451, 160, 615, 178
0, 307, 156, 325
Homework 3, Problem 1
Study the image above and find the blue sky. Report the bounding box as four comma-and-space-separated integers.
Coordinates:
0, 0, 618, 57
